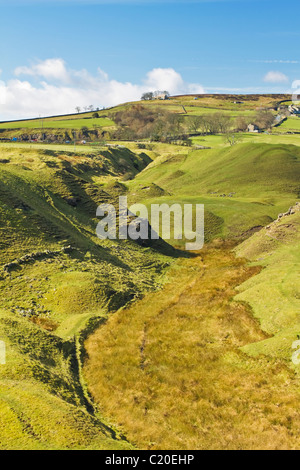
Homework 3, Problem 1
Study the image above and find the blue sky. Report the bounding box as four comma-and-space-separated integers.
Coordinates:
0, 0, 299, 119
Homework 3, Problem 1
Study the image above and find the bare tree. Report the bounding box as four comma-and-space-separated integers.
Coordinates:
255, 108, 275, 129
235, 116, 248, 132
75, 106, 81, 114
202, 113, 232, 134
224, 132, 243, 146
141, 92, 154, 101
214, 113, 232, 133
187, 115, 204, 134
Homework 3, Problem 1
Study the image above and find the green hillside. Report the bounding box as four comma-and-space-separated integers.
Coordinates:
0, 117, 114, 130
0, 94, 288, 138
276, 116, 300, 132
0, 144, 172, 449
127, 143, 300, 244
133, 143, 300, 198
235, 204, 300, 365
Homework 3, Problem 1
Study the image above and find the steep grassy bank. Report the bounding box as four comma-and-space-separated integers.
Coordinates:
235, 204, 300, 364
0, 145, 171, 449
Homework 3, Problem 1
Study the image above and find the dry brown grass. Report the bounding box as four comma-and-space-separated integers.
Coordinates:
84, 242, 300, 450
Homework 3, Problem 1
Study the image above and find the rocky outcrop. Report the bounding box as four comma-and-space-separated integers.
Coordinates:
275, 202, 300, 222
265, 202, 300, 230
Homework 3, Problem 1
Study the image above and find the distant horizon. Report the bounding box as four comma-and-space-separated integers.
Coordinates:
0, 92, 293, 123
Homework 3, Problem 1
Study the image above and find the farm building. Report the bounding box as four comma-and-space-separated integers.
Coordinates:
247, 124, 261, 133
155, 93, 169, 100
288, 105, 300, 115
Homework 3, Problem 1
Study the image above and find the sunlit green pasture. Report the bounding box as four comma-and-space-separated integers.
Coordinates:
0, 117, 114, 130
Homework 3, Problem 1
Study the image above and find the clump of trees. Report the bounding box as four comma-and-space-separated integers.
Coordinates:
235, 116, 249, 132
75, 105, 100, 114
110, 105, 189, 143
186, 108, 276, 135
141, 92, 154, 101
253, 108, 275, 129
186, 113, 233, 135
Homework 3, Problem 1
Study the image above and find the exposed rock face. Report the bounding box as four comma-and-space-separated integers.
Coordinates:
276, 202, 300, 222
265, 202, 300, 231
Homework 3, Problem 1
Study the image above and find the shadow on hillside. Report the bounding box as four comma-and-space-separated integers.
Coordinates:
134, 222, 196, 259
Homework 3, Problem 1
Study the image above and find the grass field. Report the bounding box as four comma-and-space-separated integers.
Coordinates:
139, 94, 288, 111
0, 117, 114, 130
0, 141, 111, 153
275, 117, 300, 133
192, 132, 300, 148
183, 106, 256, 118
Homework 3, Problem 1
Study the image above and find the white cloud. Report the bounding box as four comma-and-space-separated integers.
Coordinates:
0, 59, 205, 120
263, 71, 289, 84
15, 58, 70, 83
145, 68, 185, 94
144, 68, 205, 95
0, 81, 7, 105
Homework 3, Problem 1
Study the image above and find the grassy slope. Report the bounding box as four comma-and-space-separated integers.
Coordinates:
138, 94, 288, 112
0, 145, 172, 450
127, 143, 300, 245
276, 117, 300, 132
0, 117, 114, 130
192, 132, 300, 148
235, 207, 300, 366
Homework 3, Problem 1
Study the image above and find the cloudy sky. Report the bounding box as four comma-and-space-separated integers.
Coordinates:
0, 0, 299, 119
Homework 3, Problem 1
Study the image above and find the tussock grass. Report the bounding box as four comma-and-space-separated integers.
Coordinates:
84, 242, 300, 450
